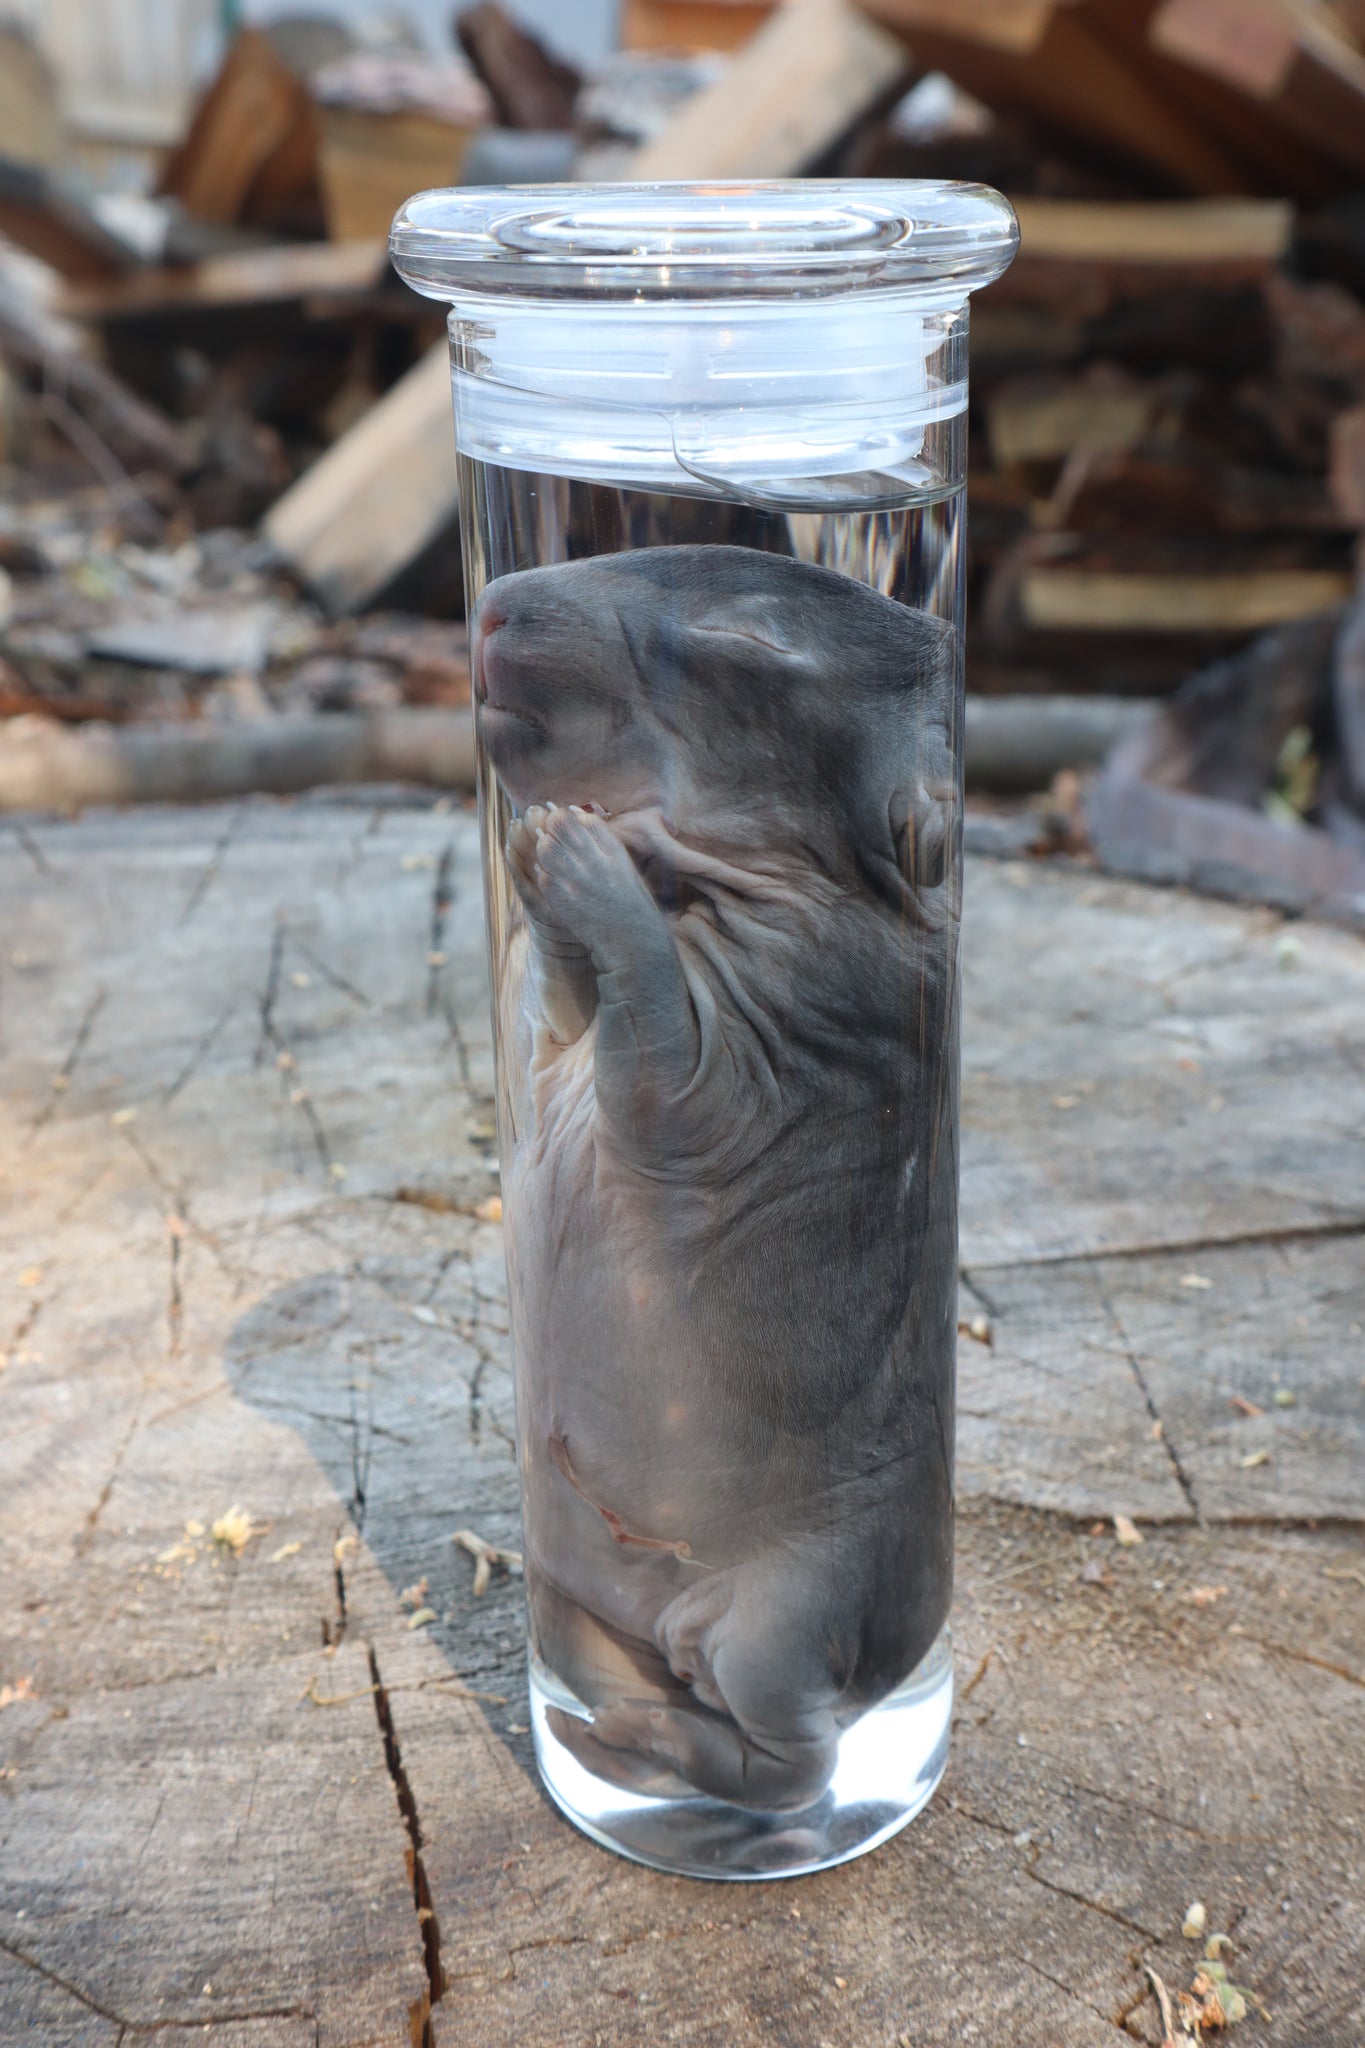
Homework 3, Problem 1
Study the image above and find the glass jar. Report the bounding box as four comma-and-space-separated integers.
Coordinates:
391, 180, 1017, 1880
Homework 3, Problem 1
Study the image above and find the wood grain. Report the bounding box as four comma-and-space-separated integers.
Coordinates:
1, 801, 1361, 2046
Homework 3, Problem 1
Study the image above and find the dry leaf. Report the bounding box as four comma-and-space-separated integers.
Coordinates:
1182, 1901, 1208, 1939
407, 1607, 438, 1629
1189, 1585, 1228, 1608
1239, 1449, 1270, 1470
475, 1195, 503, 1224
1114, 1514, 1143, 1547
399, 1578, 429, 1609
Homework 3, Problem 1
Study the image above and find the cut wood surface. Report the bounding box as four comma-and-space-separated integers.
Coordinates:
262, 345, 458, 616
622, 0, 776, 51
614, 0, 908, 181
860, 0, 1362, 200
1019, 566, 1353, 633
1010, 196, 1293, 267
59, 240, 391, 323
156, 28, 321, 232
1, 798, 1361, 2047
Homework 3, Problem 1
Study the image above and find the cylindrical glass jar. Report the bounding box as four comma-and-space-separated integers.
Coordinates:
392, 182, 1017, 1880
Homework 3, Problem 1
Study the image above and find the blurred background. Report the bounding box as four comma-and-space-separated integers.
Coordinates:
2, 0, 1365, 922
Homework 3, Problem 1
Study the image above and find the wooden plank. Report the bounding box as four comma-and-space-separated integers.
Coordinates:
986, 378, 1157, 464
626, 0, 909, 180
1152, 0, 1365, 177
623, 0, 776, 50
1018, 566, 1352, 632
456, 2, 582, 128
862, 0, 1353, 198
1011, 196, 1293, 266
0, 709, 475, 811
1, 803, 1362, 2045
862, 0, 1263, 193
317, 109, 482, 243
59, 239, 389, 322
262, 344, 458, 616
156, 29, 319, 229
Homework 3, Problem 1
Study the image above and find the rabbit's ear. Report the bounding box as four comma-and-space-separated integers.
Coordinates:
685, 592, 820, 668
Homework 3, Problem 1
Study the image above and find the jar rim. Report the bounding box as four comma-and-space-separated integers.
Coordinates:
390, 180, 1018, 303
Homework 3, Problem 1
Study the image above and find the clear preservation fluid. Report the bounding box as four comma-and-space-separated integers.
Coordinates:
462, 465, 964, 1879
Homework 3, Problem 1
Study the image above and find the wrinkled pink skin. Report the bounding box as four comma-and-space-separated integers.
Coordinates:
475, 546, 961, 1809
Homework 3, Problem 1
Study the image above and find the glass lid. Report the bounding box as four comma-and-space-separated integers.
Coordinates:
390, 180, 1019, 302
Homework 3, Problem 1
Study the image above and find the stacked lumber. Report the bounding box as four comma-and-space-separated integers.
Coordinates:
838, 3, 1365, 696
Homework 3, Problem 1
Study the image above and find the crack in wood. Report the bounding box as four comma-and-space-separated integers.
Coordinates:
366, 1644, 446, 2046
6, 821, 56, 879
1022, 1863, 1159, 1944
292, 937, 374, 1010
117, 1126, 245, 1291
179, 805, 245, 926
162, 1001, 236, 1105
972, 1214, 1365, 1277
1103, 1297, 1202, 1522
74, 1414, 140, 1558
259, 1014, 333, 1175
254, 921, 287, 1067
426, 841, 457, 1017
0, 1935, 127, 2026
167, 1230, 183, 1358
25, 989, 107, 1143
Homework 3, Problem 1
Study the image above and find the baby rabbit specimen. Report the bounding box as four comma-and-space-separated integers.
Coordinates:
474, 544, 961, 1810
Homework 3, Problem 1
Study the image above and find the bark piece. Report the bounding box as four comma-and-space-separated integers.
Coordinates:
456, 2, 581, 130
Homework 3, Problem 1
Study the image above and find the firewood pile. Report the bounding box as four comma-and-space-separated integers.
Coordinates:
1, 0, 1363, 921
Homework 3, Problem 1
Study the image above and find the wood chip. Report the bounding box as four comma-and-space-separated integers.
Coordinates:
1239, 1449, 1271, 1469
1114, 1513, 1144, 1546
210, 1504, 258, 1554
1230, 1394, 1264, 1417
452, 1527, 522, 1596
